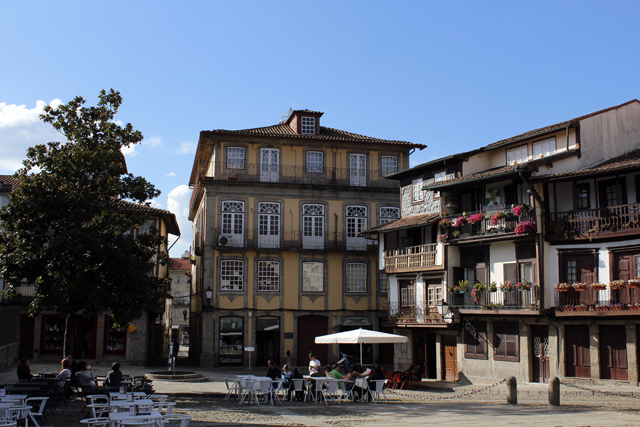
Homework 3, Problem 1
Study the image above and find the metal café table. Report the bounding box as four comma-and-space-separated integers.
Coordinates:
109, 392, 147, 402
0, 401, 16, 420
109, 398, 154, 412
0, 394, 29, 405
108, 409, 162, 427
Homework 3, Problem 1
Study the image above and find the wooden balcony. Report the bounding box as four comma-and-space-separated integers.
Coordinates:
554, 285, 640, 316
385, 302, 453, 327
546, 203, 640, 241
440, 208, 536, 243
447, 287, 540, 313
383, 244, 442, 273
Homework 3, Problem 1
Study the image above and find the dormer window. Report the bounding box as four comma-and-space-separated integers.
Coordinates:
301, 117, 315, 134
506, 145, 528, 165
532, 137, 556, 159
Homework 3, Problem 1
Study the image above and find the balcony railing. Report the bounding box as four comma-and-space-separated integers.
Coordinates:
383, 244, 442, 272
447, 287, 539, 310
197, 161, 400, 189
554, 285, 640, 313
214, 228, 378, 252
385, 302, 451, 325
440, 208, 535, 242
547, 203, 640, 239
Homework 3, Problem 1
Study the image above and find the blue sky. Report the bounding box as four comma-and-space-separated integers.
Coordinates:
1, 0, 639, 256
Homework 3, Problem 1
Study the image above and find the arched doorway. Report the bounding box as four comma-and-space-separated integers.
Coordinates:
297, 315, 328, 368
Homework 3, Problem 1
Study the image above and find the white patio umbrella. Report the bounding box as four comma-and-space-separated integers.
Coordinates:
314, 328, 409, 364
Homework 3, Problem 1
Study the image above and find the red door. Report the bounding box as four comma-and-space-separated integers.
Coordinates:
297, 315, 328, 368
565, 325, 591, 378
531, 325, 549, 383
600, 325, 628, 380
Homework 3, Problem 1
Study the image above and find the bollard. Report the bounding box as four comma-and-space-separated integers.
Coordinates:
549, 376, 560, 406
506, 376, 517, 405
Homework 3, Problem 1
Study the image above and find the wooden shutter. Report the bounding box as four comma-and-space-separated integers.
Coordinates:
475, 263, 487, 285
464, 321, 487, 359
580, 258, 595, 284
494, 322, 519, 362
504, 263, 518, 284
618, 256, 632, 281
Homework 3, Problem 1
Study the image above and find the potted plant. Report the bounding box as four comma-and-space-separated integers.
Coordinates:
471, 288, 482, 303
610, 280, 626, 290
458, 280, 470, 293
499, 281, 512, 292
468, 213, 486, 224
572, 282, 588, 291
453, 216, 468, 228
591, 282, 606, 291
629, 278, 640, 288
439, 218, 453, 228
514, 221, 537, 235
488, 281, 498, 292
438, 234, 449, 243
516, 281, 532, 291
452, 230, 461, 238
555, 282, 571, 292
512, 204, 531, 217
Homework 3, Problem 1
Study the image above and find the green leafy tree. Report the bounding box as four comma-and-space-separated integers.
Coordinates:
0, 89, 170, 356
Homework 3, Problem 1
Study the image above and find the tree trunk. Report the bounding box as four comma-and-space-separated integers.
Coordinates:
63, 313, 76, 358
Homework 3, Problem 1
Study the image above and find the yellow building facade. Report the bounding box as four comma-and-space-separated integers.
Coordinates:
188, 110, 424, 368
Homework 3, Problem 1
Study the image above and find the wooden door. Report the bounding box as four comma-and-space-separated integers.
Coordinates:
443, 335, 458, 382
565, 325, 591, 378
531, 325, 550, 383
600, 325, 628, 380
297, 315, 328, 368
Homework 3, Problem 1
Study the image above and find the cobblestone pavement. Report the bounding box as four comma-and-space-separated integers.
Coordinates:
2, 358, 640, 426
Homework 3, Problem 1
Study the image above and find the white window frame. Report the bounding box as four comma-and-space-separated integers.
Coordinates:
221, 201, 244, 247
428, 286, 443, 307
303, 204, 324, 250
532, 137, 556, 159
306, 151, 324, 173
257, 260, 280, 292
346, 263, 367, 293
346, 205, 367, 250
227, 147, 245, 169
303, 262, 324, 292
506, 145, 528, 165
220, 260, 244, 291
412, 178, 424, 203
258, 202, 280, 249
381, 155, 398, 177
379, 207, 400, 224
379, 273, 389, 293
401, 285, 415, 307
301, 117, 315, 134
433, 170, 446, 199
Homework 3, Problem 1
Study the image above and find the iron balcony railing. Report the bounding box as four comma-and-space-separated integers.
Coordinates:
440, 208, 536, 241
447, 287, 539, 310
547, 203, 640, 238
198, 161, 400, 188
554, 284, 640, 313
383, 244, 442, 272
385, 302, 450, 324
214, 228, 378, 252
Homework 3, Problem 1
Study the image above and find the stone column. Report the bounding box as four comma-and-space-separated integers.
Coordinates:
589, 322, 600, 380
626, 322, 638, 384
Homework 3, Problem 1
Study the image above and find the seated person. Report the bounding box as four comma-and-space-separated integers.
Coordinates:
281, 364, 292, 389
343, 363, 370, 401
105, 362, 123, 387
326, 364, 343, 390
17, 357, 33, 380
75, 360, 97, 391
288, 367, 305, 401
266, 359, 281, 380
410, 361, 425, 382
308, 352, 321, 375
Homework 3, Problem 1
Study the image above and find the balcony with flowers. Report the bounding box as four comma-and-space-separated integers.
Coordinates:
554, 279, 640, 315
438, 204, 536, 244
384, 302, 456, 327
447, 280, 540, 313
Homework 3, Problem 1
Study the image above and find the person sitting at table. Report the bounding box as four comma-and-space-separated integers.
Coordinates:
75, 360, 97, 391
344, 363, 370, 402
16, 357, 33, 380
288, 367, 305, 401
408, 361, 425, 384
326, 364, 343, 390
308, 352, 321, 375
266, 359, 281, 380
105, 362, 123, 387
367, 365, 386, 387
281, 364, 292, 389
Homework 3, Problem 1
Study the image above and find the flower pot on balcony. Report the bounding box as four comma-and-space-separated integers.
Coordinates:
557, 288, 569, 292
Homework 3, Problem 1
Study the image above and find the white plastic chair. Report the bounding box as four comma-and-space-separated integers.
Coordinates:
238, 379, 258, 405
252, 379, 276, 405
0, 421, 17, 426
4, 405, 31, 425
223, 378, 239, 401
321, 379, 341, 404
116, 421, 156, 427
163, 414, 191, 427
148, 394, 168, 403
79, 417, 111, 427
272, 379, 285, 401
290, 379, 305, 402
369, 380, 388, 403
87, 403, 111, 419
152, 401, 175, 415
25, 396, 50, 426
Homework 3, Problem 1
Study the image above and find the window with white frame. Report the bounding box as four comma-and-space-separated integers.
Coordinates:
379, 273, 389, 293
412, 178, 424, 203
221, 201, 244, 246
227, 147, 245, 169
428, 286, 443, 307
303, 262, 323, 292
346, 263, 367, 292
381, 156, 398, 177
433, 170, 446, 198
532, 137, 556, 159
379, 207, 400, 224
401, 285, 415, 306
220, 260, 244, 291
257, 260, 280, 292
506, 145, 528, 165
138, 219, 154, 235
636, 256, 640, 278
306, 151, 323, 173
301, 117, 315, 134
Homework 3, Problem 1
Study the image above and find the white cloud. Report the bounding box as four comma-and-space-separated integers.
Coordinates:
166, 171, 176, 177
121, 144, 137, 157
180, 141, 196, 154
145, 136, 162, 148
0, 100, 64, 173
166, 185, 193, 257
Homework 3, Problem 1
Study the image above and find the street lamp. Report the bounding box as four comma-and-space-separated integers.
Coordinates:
436, 300, 449, 316
182, 309, 188, 321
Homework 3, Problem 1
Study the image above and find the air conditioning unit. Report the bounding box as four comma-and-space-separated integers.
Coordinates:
218, 235, 230, 246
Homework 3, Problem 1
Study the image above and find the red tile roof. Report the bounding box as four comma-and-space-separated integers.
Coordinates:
530, 149, 640, 182
169, 257, 191, 270
0, 175, 19, 192
113, 199, 180, 236
361, 213, 440, 236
